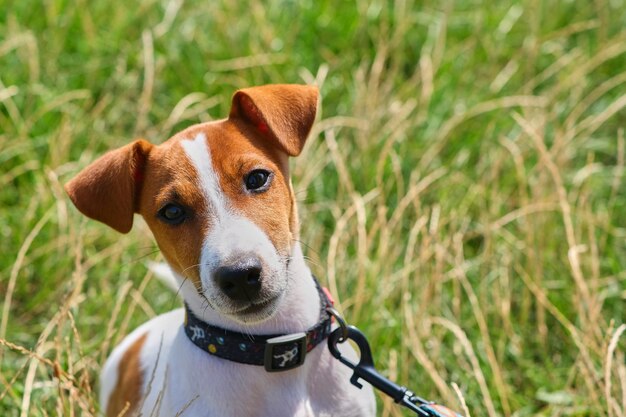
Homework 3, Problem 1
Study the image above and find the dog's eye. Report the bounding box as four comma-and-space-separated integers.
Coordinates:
158, 204, 186, 225
244, 169, 272, 192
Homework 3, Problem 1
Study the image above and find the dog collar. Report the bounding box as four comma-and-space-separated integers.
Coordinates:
183, 277, 333, 372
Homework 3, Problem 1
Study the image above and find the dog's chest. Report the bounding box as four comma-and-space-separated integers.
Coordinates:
165, 342, 310, 415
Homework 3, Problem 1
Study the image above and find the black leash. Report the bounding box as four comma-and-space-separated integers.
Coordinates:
326, 308, 466, 417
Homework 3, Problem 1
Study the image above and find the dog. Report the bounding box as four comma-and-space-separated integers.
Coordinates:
65, 84, 376, 417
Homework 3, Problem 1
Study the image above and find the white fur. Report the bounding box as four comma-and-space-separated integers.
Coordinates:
99, 130, 376, 416
180, 133, 228, 219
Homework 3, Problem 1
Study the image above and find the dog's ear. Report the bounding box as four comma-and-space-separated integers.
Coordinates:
65, 140, 153, 233
229, 84, 318, 156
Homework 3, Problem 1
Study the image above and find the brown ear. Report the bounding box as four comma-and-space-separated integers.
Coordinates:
229, 84, 319, 156
65, 140, 153, 233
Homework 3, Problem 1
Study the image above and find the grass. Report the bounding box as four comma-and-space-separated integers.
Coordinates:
1, 0, 625, 415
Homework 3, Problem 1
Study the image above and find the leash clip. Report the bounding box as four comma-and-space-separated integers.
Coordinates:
325, 307, 348, 342
327, 324, 465, 417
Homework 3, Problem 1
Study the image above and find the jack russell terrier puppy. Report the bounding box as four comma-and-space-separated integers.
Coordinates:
65, 84, 376, 416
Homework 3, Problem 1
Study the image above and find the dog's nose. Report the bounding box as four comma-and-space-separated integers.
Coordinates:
214, 258, 262, 302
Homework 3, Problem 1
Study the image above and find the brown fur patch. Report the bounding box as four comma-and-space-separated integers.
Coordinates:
106, 333, 148, 417
138, 138, 208, 289
65, 140, 153, 233
229, 84, 318, 156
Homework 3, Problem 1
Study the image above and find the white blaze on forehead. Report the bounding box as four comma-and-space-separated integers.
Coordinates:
180, 132, 228, 218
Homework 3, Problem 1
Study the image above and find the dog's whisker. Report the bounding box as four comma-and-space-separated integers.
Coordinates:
181, 263, 201, 274
291, 238, 322, 258
170, 275, 190, 310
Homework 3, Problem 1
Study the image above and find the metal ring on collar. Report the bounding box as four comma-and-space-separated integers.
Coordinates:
325, 307, 349, 343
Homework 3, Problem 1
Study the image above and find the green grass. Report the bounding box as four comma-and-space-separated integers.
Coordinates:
1, 0, 625, 415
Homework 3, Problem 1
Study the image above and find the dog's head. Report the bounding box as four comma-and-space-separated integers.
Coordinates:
66, 84, 318, 324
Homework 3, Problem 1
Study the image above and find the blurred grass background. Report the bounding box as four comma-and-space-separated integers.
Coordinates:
1, 0, 625, 416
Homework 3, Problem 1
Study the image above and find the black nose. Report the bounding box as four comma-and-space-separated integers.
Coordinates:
214, 259, 262, 302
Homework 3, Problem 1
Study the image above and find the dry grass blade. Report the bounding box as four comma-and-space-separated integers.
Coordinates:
431, 317, 498, 417
0, 208, 54, 350
605, 324, 626, 417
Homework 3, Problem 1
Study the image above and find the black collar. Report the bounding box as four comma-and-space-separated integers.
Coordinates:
183, 277, 333, 372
